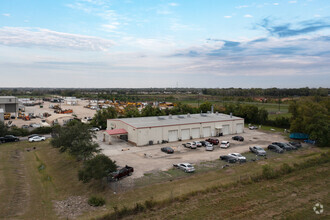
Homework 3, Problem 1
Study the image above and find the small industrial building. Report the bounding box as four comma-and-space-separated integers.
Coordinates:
105, 113, 244, 146
0, 96, 19, 114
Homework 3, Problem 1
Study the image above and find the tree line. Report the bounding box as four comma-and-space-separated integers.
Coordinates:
202, 87, 328, 97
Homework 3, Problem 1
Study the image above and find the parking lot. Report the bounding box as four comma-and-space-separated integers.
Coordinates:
97, 128, 287, 179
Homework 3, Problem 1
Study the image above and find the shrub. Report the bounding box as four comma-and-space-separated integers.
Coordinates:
8, 127, 30, 136
279, 163, 293, 174
31, 126, 53, 134
261, 165, 277, 179
88, 196, 105, 207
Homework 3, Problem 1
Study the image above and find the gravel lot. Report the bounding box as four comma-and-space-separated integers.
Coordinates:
9, 100, 96, 128
97, 128, 287, 179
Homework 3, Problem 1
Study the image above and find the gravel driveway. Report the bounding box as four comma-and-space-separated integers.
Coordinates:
97, 128, 287, 179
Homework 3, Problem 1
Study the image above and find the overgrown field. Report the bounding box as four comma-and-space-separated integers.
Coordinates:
0, 140, 328, 219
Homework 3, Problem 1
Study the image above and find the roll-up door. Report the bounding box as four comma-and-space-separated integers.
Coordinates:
236, 123, 244, 133
181, 129, 190, 140
222, 125, 230, 135
191, 128, 200, 139
203, 127, 211, 137
168, 130, 178, 142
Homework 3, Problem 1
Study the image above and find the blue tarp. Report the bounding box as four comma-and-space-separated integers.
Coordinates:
290, 133, 309, 140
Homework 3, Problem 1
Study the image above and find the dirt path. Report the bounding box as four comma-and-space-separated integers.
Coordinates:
0, 148, 30, 218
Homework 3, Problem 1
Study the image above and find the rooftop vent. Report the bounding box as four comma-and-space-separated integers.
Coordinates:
169, 114, 172, 119
230, 113, 233, 118
216, 112, 219, 115
178, 115, 185, 118
187, 113, 191, 118
157, 116, 165, 120
201, 113, 207, 117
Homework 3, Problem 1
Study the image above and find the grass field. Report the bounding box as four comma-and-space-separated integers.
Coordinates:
0, 140, 328, 219
123, 159, 329, 220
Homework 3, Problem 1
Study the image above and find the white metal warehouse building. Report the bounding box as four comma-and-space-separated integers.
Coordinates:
105, 113, 244, 146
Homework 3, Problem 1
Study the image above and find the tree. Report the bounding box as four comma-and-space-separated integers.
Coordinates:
199, 102, 212, 113
258, 108, 268, 124
51, 121, 99, 160
141, 105, 161, 117
91, 107, 117, 129
124, 106, 140, 118
289, 100, 329, 147
0, 121, 8, 137
78, 154, 117, 183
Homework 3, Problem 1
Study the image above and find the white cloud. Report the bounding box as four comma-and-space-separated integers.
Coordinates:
314, 14, 321, 17
169, 3, 178, 7
2, 13, 10, 17
273, 3, 279, 5
0, 27, 114, 51
224, 16, 232, 19
288, 1, 297, 3
236, 5, 248, 9
244, 14, 253, 18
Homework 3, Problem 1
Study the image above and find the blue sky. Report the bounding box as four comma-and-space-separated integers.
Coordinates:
0, 0, 329, 88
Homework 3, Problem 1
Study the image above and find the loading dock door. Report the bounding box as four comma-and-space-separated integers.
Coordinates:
236, 123, 244, 133
168, 130, 178, 142
222, 125, 230, 135
191, 128, 200, 139
203, 127, 211, 138
181, 129, 190, 140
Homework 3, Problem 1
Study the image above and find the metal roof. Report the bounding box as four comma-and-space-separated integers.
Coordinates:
109, 113, 243, 129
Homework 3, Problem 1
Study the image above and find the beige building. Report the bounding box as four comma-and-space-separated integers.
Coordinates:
106, 113, 244, 146
0, 96, 19, 114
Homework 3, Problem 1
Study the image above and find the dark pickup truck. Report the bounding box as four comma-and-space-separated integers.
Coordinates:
110, 165, 134, 181
0, 135, 20, 143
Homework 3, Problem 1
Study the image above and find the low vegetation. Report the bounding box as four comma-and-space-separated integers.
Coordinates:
0, 139, 329, 219
88, 196, 106, 207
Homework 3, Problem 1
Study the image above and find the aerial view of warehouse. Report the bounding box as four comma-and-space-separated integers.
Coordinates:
105, 112, 244, 146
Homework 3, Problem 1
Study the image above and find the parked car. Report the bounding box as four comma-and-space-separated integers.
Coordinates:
193, 141, 202, 147
28, 134, 39, 139
228, 153, 246, 162
249, 125, 258, 130
21, 125, 29, 129
267, 144, 284, 153
90, 127, 100, 131
173, 163, 195, 173
249, 146, 267, 156
30, 123, 41, 128
272, 142, 295, 151
220, 141, 230, 149
219, 155, 238, 163
286, 143, 298, 150
200, 141, 208, 146
161, 147, 174, 154
110, 165, 134, 181
205, 143, 214, 151
232, 136, 244, 141
0, 135, 20, 143
183, 142, 197, 149
289, 142, 302, 148
29, 136, 46, 142
205, 138, 219, 145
